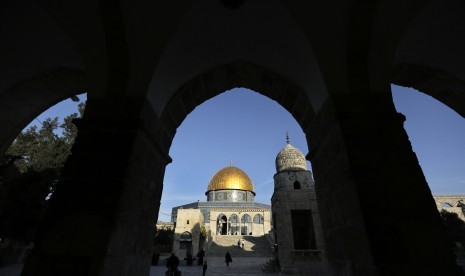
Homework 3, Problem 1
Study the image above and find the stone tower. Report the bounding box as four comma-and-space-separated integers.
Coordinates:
271, 136, 327, 274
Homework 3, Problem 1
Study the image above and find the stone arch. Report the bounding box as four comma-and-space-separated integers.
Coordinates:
252, 213, 266, 236
241, 214, 252, 235
179, 231, 192, 250
441, 202, 453, 208
0, 68, 88, 157
216, 213, 227, 235
152, 59, 454, 272
391, 64, 465, 118
229, 214, 239, 235
391, 0, 465, 119
180, 231, 192, 239
157, 61, 320, 238
9, 3, 461, 275
158, 62, 318, 151
253, 214, 264, 224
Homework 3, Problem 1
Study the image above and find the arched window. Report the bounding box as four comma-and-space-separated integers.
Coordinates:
241, 214, 251, 223
294, 181, 301, 189
253, 214, 264, 224
229, 214, 239, 235
217, 214, 228, 235
241, 214, 252, 235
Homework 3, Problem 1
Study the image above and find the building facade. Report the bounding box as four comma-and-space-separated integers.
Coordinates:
172, 165, 272, 257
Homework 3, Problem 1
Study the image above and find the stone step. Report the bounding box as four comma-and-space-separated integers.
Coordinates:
207, 235, 273, 258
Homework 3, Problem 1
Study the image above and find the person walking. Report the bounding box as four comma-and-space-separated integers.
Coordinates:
197, 247, 205, 265
225, 251, 232, 267
202, 261, 208, 276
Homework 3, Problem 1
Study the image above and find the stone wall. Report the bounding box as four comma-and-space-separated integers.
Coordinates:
173, 209, 204, 258
433, 195, 465, 221
272, 169, 327, 274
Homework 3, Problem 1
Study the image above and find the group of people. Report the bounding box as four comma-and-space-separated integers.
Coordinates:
165, 248, 209, 276
165, 248, 234, 275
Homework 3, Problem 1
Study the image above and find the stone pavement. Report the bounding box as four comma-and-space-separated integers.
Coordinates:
150, 257, 277, 276
0, 257, 278, 276
0, 264, 22, 276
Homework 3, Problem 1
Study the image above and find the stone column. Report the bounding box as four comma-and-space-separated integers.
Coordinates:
262, 211, 266, 235
21, 98, 171, 276
307, 93, 462, 275
239, 214, 242, 235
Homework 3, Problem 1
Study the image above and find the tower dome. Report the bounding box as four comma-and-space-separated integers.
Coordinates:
275, 136, 308, 172
206, 166, 255, 195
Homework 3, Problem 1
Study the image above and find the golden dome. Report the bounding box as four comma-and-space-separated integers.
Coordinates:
206, 166, 255, 195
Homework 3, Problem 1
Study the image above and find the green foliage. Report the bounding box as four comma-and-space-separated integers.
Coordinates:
61, 102, 85, 146
6, 103, 84, 173
153, 226, 174, 253
200, 226, 207, 240
0, 101, 85, 242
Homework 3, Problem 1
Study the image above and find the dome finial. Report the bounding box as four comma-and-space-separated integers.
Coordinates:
229, 160, 232, 166
286, 132, 290, 144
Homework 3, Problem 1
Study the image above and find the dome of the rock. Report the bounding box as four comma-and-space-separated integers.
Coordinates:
206, 166, 255, 195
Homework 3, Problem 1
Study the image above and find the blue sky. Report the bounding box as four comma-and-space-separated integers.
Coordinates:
25, 93, 87, 131
160, 88, 310, 219
160, 85, 465, 221
23, 86, 465, 222
391, 86, 465, 194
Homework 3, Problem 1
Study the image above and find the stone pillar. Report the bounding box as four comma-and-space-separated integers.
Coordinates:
21, 98, 171, 276
239, 214, 242, 236
308, 93, 462, 275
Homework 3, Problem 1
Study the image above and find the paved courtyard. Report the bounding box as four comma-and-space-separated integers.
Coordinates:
0, 257, 278, 276
152, 256, 276, 276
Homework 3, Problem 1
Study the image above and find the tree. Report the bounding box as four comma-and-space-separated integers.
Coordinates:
0, 101, 85, 242
153, 226, 174, 253
6, 102, 85, 173
7, 118, 64, 172
200, 226, 207, 241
